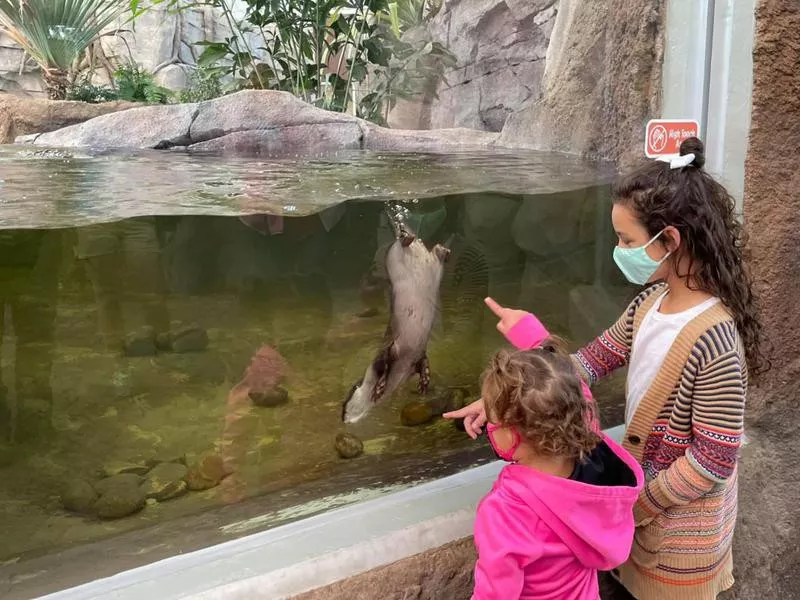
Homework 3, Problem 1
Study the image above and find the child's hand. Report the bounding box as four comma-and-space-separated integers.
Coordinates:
485, 297, 530, 335
443, 398, 487, 440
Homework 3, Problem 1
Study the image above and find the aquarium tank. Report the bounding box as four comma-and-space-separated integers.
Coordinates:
0, 146, 634, 598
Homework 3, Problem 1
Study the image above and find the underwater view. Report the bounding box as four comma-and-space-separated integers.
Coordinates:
0, 148, 633, 598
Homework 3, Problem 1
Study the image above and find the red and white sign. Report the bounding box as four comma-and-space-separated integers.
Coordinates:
645, 119, 699, 158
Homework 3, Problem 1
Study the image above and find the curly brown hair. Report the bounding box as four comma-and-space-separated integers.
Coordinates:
481, 339, 601, 461
613, 137, 768, 379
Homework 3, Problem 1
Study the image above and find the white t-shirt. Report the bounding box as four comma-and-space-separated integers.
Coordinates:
625, 293, 720, 426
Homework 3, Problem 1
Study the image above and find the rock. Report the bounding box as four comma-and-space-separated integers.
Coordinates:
188, 90, 358, 144
123, 328, 157, 357
140, 462, 189, 500
389, 1, 556, 132
0, 95, 136, 144
734, 3, 800, 598
101, 463, 151, 478
94, 486, 147, 519
362, 125, 498, 151
34, 103, 197, 149
291, 538, 475, 600
187, 123, 364, 156
94, 473, 144, 496
14, 133, 40, 145
154, 64, 190, 91
497, 0, 665, 164
184, 452, 228, 491
156, 326, 209, 353
61, 479, 98, 514
149, 479, 188, 501
25, 90, 503, 153
400, 400, 436, 427
445, 389, 469, 414
334, 433, 364, 459
426, 388, 467, 415
249, 386, 289, 408
145, 455, 188, 470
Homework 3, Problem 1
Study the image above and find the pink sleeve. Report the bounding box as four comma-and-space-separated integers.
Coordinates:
504, 314, 550, 350
472, 495, 541, 600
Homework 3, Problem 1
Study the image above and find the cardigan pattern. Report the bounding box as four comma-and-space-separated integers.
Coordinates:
572, 283, 745, 600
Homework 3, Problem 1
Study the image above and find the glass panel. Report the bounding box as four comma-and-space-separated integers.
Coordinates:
0, 150, 633, 597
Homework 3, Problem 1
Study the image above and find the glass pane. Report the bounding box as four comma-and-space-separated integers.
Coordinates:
0, 149, 634, 597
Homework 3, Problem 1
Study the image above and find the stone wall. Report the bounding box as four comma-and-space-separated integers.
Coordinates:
735, 0, 800, 598
390, 0, 558, 132
498, 0, 665, 164
0, 2, 255, 96
0, 30, 43, 96
389, 0, 665, 162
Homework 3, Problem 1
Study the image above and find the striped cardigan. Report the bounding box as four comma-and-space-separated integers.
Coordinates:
573, 283, 745, 600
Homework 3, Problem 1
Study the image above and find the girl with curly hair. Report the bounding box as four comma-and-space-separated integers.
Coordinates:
450, 137, 766, 599
472, 341, 644, 600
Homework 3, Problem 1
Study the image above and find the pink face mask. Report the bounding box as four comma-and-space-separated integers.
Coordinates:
486, 423, 521, 462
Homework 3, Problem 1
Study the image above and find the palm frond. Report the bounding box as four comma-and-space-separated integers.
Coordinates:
0, 0, 127, 72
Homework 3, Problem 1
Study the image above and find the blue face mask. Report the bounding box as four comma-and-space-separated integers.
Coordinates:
613, 229, 671, 285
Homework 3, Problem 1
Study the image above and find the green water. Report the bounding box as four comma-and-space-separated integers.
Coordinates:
0, 148, 632, 597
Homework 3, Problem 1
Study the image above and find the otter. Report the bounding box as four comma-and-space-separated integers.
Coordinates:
342, 225, 449, 424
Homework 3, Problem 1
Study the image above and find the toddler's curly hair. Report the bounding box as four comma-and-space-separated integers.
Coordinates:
481, 338, 601, 461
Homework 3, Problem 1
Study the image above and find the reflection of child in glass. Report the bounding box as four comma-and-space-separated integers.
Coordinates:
472, 336, 643, 600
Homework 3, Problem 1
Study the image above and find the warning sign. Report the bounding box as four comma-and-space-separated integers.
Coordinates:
645, 119, 699, 158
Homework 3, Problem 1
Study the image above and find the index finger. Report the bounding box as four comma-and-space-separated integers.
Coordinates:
484, 297, 505, 318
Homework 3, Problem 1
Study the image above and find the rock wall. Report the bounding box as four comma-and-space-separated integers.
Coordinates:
0, 2, 254, 96
0, 30, 44, 96
291, 539, 475, 600
100, 4, 264, 91
390, 0, 664, 162
390, 0, 558, 132
735, 1, 800, 598
498, 0, 665, 164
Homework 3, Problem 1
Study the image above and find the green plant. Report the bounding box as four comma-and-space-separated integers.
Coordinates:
359, 38, 454, 125
66, 75, 119, 103
179, 66, 226, 103
114, 63, 172, 103
132, 0, 453, 124
0, 0, 128, 99
388, 0, 441, 35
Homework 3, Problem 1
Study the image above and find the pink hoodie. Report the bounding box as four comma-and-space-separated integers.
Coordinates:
472, 312, 645, 600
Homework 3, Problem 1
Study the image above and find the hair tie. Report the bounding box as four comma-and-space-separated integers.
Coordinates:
657, 153, 695, 170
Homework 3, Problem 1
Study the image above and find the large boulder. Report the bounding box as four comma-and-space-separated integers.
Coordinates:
188, 124, 364, 155
0, 95, 136, 144
28, 90, 500, 155
497, 0, 665, 164
33, 103, 198, 149
188, 90, 359, 144
361, 125, 499, 151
